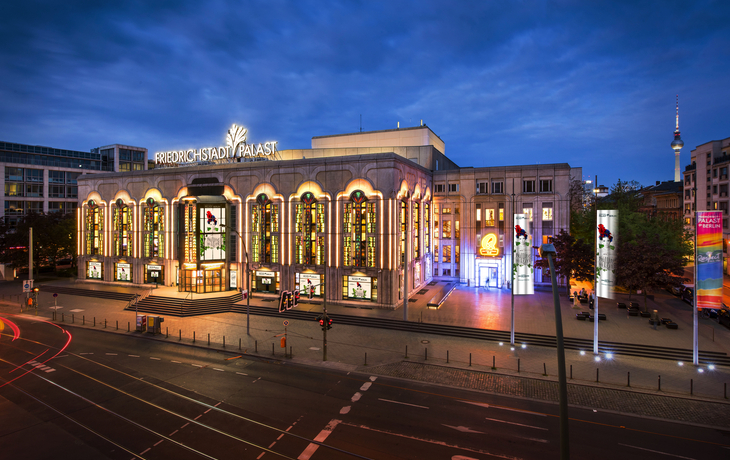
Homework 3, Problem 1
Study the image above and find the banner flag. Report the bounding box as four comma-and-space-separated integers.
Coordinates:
513, 214, 534, 295
696, 211, 723, 309
596, 210, 618, 299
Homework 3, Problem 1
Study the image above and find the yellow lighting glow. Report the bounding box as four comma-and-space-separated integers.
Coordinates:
478, 233, 500, 257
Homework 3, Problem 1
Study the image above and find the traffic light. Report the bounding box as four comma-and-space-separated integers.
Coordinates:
279, 290, 290, 313
317, 315, 325, 330
293, 289, 300, 307
326, 317, 333, 330
309, 285, 314, 299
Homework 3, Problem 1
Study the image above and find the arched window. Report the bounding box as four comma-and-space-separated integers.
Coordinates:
252, 194, 279, 263
85, 200, 103, 256
112, 199, 132, 257
424, 202, 430, 255
413, 201, 420, 258
295, 192, 325, 265
343, 190, 376, 268
400, 200, 407, 265
143, 198, 164, 258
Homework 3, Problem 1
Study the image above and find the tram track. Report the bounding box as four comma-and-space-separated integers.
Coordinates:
0, 319, 371, 460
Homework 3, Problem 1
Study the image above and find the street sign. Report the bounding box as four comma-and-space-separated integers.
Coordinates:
53, 293, 58, 298
23, 280, 33, 293
283, 320, 289, 326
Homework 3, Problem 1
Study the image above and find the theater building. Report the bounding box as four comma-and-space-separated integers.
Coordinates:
77, 124, 579, 308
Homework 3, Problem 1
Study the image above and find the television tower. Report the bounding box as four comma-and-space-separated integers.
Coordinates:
671, 95, 684, 182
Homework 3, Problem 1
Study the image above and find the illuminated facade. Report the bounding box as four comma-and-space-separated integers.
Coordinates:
77, 125, 579, 307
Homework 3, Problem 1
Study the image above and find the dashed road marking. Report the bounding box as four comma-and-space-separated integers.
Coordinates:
618, 444, 695, 459
129, 355, 139, 357
236, 372, 248, 375
192, 364, 203, 367
171, 360, 181, 363
106, 353, 117, 356
484, 417, 547, 430
298, 419, 342, 460
150, 357, 161, 360
378, 398, 429, 409
213, 368, 224, 372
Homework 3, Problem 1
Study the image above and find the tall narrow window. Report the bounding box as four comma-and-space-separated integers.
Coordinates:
183, 201, 197, 263
424, 202, 430, 254
252, 194, 279, 263
85, 201, 103, 256
413, 201, 420, 259
400, 201, 407, 265
144, 198, 164, 258
343, 191, 376, 267
112, 199, 132, 257
295, 192, 325, 265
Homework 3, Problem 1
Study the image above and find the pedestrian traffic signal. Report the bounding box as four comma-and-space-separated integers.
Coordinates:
309, 285, 315, 299
326, 317, 332, 330
293, 289, 300, 307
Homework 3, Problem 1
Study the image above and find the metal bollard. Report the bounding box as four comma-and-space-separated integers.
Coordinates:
116, 320, 118, 330
62, 312, 64, 322
596, 368, 599, 383
73, 314, 74, 323
628, 372, 631, 387
570, 364, 572, 380
492, 356, 496, 370
405, 345, 408, 359
94, 317, 95, 327
447, 350, 449, 363
658, 375, 661, 391
239, 338, 241, 350
469, 353, 472, 367
208, 333, 210, 346
543, 363, 547, 376
128, 321, 130, 332
425, 348, 428, 361
166, 327, 168, 338
518, 358, 520, 373
83, 315, 85, 325
179, 329, 181, 341
290, 346, 292, 358
255, 340, 258, 352
691, 379, 693, 396
223, 336, 225, 348
104, 319, 106, 329
194, 331, 196, 343
365, 352, 367, 366
272, 343, 275, 355
725, 383, 727, 399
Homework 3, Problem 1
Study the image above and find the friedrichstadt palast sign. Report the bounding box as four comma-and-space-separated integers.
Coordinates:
154, 124, 278, 165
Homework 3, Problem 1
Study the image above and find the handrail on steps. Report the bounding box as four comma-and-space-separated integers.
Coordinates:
180, 292, 193, 316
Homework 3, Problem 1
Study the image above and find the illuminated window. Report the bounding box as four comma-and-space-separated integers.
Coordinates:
443, 245, 451, 263
542, 207, 553, 221
484, 209, 495, 227
413, 201, 420, 258
199, 204, 226, 261
343, 191, 376, 268
442, 220, 451, 239
85, 201, 103, 256
252, 194, 279, 264
424, 202, 430, 254
295, 192, 325, 265
112, 199, 132, 257
400, 200, 406, 265
144, 198, 164, 258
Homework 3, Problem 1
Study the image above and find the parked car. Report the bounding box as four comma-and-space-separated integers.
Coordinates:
681, 286, 694, 305
666, 284, 683, 296
718, 310, 730, 329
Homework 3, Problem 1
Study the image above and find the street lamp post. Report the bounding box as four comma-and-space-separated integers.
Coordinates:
541, 243, 570, 460
509, 179, 516, 345
225, 224, 252, 335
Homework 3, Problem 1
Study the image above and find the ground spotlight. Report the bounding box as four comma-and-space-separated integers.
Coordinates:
708, 364, 716, 370
606, 353, 613, 360
499, 342, 503, 346
510, 347, 515, 351
594, 356, 600, 362
580, 350, 586, 356
698, 368, 705, 373
678, 361, 684, 366
521, 344, 527, 349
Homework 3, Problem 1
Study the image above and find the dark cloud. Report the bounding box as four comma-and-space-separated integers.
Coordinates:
1, 0, 729, 187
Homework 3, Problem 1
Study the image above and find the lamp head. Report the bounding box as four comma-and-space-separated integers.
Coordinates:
539, 244, 556, 257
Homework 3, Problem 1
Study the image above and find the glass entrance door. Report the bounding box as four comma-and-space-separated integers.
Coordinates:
180, 268, 223, 293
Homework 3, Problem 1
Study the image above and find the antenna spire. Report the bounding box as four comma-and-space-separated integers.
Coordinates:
675, 94, 680, 132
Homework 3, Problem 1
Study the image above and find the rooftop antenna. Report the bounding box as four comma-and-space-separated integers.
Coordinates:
360, 114, 362, 132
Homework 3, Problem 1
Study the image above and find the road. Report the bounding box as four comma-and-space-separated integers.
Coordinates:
1, 314, 729, 459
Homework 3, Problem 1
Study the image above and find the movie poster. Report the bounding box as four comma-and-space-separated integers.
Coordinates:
596, 210, 618, 298
513, 214, 534, 295
696, 211, 723, 309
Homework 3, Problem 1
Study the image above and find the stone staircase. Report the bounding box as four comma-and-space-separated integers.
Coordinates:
124, 292, 243, 317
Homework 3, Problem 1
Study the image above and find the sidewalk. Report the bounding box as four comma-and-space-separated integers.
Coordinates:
2, 277, 730, 428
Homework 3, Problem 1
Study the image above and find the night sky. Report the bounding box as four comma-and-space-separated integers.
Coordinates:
1, 1, 729, 188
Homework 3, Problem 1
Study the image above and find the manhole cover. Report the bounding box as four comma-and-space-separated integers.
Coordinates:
421, 340, 430, 344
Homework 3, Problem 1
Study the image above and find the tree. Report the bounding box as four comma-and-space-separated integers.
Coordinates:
537, 229, 594, 295
0, 212, 77, 272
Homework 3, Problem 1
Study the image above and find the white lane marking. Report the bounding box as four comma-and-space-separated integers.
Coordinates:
140, 447, 150, 455
443, 424, 483, 433
379, 398, 429, 409
150, 357, 161, 360
351, 392, 362, 402
154, 440, 163, 446
194, 414, 202, 420
460, 400, 547, 417
360, 382, 372, 391
268, 441, 276, 448
129, 355, 139, 357
277, 434, 284, 440
204, 409, 211, 414
516, 436, 548, 443
453, 456, 480, 460
618, 444, 696, 459
45, 369, 55, 373
180, 423, 189, 429
106, 353, 117, 356
79, 352, 93, 355
341, 421, 522, 459
309, 347, 320, 350
236, 372, 248, 375
340, 406, 351, 414
69, 309, 84, 312
192, 364, 203, 367
213, 368, 224, 372
484, 417, 547, 431
298, 419, 341, 460
256, 453, 265, 459
171, 360, 181, 363
169, 430, 178, 436
369, 376, 377, 382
